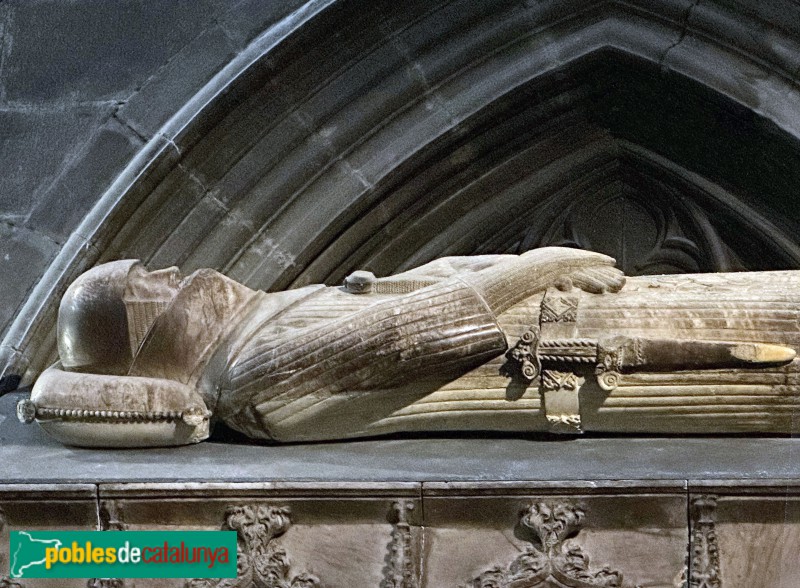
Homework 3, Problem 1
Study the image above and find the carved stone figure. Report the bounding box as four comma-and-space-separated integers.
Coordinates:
17, 247, 800, 447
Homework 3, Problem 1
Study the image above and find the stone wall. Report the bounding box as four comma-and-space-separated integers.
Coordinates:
0, 0, 304, 381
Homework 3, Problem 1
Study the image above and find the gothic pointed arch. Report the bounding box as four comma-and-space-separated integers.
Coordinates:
5, 0, 800, 382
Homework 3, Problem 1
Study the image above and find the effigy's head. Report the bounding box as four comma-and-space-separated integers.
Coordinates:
58, 261, 182, 374
22, 261, 211, 448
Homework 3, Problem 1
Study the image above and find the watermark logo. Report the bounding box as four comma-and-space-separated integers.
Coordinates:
9, 531, 237, 579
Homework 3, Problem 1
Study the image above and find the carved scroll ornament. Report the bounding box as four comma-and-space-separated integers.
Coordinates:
689, 496, 721, 588
186, 505, 319, 588
463, 502, 636, 588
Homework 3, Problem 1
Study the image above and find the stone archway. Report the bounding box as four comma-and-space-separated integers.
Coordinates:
4, 0, 800, 384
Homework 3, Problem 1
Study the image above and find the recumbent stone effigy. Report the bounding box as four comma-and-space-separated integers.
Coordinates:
17, 247, 800, 446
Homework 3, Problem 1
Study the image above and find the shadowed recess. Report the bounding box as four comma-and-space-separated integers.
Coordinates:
105, 50, 800, 286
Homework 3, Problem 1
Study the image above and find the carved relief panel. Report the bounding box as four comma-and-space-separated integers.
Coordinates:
420, 484, 687, 588
462, 502, 634, 587
96, 483, 423, 588
184, 504, 319, 588
18, 480, 800, 586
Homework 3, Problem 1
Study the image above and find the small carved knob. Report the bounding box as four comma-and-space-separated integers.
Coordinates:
597, 370, 620, 391
16, 398, 36, 424
181, 406, 209, 427
554, 276, 573, 292
521, 361, 539, 381
344, 270, 376, 294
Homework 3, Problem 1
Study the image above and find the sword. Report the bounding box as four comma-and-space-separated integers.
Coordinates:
508, 327, 797, 391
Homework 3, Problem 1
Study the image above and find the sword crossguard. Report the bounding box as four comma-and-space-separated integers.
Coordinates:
507, 326, 541, 383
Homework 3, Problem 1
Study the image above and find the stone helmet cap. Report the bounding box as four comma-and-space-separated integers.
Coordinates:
57, 260, 182, 374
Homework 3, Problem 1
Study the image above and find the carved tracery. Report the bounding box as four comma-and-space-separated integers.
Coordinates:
527, 188, 739, 276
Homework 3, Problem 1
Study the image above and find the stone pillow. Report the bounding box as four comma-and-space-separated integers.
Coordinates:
18, 366, 210, 448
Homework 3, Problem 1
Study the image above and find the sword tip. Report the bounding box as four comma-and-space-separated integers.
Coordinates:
731, 343, 796, 364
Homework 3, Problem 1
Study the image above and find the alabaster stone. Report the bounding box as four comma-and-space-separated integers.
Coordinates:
19, 246, 800, 447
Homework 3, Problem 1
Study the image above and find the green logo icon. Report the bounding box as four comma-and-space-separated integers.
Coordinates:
10, 531, 63, 578
9, 531, 237, 579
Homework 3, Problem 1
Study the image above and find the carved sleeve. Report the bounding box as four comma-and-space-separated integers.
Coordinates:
216, 248, 623, 441
219, 279, 508, 441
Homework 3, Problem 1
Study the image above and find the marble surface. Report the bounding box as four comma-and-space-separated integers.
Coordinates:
2, 391, 800, 484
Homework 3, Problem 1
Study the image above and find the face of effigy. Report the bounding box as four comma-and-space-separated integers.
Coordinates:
57, 262, 182, 375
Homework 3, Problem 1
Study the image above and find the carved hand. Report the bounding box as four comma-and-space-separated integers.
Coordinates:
567, 264, 626, 294
462, 247, 626, 314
